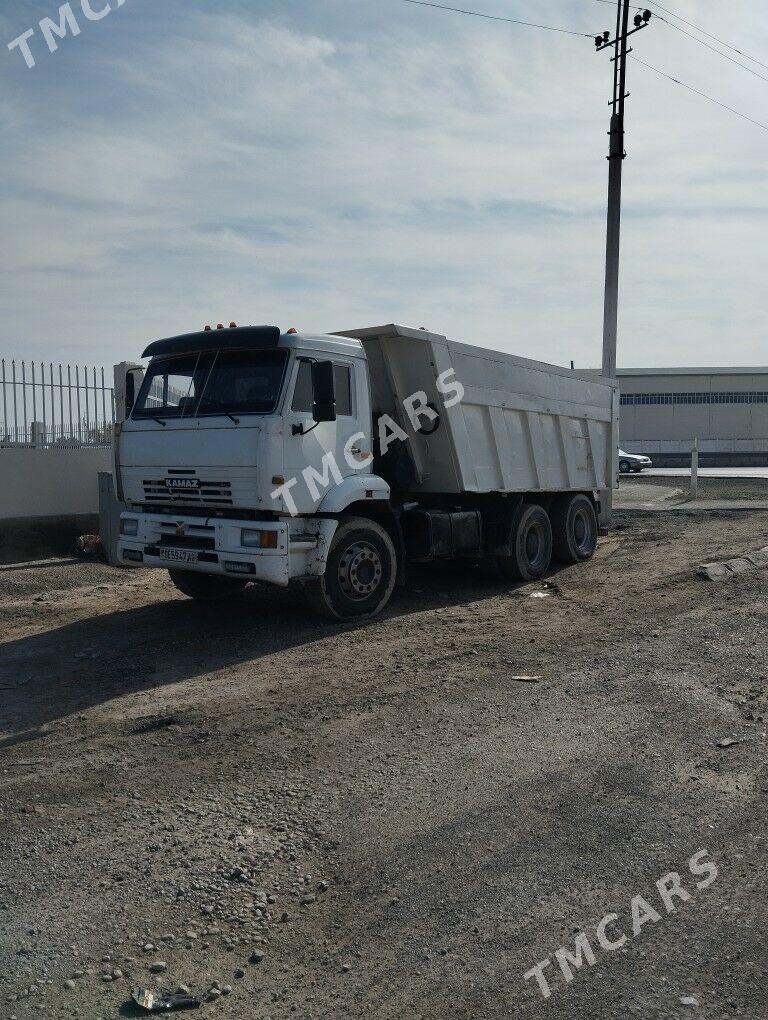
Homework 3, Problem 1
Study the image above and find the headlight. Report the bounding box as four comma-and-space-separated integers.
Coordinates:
241, 528, 278, 549
120, 518, 139, 536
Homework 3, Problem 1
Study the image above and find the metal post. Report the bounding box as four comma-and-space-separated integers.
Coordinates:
84, 365, 91, 441
31, 360, 38, 425
67, 363, 73, 440
691, 436, 699, 499
75, 365, 82, 442
21, 361, 28, 443
40, 361, 47, 443
50, 362, 55, 442
12, 360, 18, 442
1, 359, 7, 442
59, 364, 64, 443
101, 366, 107, 437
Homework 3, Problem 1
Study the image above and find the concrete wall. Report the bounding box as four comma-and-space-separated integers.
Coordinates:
0, 447, 113, 557
1, 446, 112, 520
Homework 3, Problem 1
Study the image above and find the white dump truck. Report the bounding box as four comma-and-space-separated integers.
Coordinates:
115, 323, 618, 619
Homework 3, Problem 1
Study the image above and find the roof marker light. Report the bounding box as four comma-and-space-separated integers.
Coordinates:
287, 327, 298, 334
204, 324, 212, 331
229, 321, 237, 328
216, 323, 224, 330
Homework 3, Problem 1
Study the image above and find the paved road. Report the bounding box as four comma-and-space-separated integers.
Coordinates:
645, 467, 768, 479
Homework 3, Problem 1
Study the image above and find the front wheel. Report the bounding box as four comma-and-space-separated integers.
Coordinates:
304, 517, 397, 621
168, 569, 247, 600
619, 459, 631, 474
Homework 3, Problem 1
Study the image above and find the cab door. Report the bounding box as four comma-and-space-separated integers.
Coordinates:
283, 356, 369, 514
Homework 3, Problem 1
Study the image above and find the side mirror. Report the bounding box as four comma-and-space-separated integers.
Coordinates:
114, 362, 145, 421
125, 367, 144, 417
311, 361, 336, 423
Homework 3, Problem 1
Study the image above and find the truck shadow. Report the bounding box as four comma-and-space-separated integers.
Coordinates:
0, 561, 565, 749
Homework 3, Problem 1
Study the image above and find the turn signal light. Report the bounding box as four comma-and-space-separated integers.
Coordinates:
241, 528, 279, 549
120, 517, 139, 536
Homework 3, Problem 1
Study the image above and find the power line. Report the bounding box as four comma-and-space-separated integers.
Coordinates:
647, 1, 768, 72
400, 0, 593, 37
593, 0, 768, 73
631, 55, 768, 132
397, 0, 768, 134
651, 14, 768, 86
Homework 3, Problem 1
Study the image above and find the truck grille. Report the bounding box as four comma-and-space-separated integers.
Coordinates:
142, 480, 234, 507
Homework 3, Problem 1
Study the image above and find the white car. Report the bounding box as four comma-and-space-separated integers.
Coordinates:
619, 449, 652, 474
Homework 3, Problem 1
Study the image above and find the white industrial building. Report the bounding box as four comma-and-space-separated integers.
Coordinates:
617, 368, 768, 466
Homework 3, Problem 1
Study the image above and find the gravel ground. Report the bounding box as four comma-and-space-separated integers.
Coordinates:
621, 474, 768, 501
1, 508, 767, 1020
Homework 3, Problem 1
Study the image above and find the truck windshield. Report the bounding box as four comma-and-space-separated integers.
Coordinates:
132, 350, 289, 418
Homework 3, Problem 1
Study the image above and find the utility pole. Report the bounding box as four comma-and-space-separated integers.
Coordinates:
594, 4, 652, 379
593, 4, 651, 521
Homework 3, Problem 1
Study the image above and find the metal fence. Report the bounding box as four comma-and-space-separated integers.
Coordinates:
1, 359, 115, 448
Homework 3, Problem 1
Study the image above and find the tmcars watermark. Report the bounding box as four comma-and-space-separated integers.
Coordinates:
523, 849, 718, 1000
270, 369, 464, 516
7, 1, 127, 70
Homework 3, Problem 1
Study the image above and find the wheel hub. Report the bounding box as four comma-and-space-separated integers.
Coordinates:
337, 541, 383, 600
525, 526, 542, 561
574, 512, 587, 545
572, 508, 593, 552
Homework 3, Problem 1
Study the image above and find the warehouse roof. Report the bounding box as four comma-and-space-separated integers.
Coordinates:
615, 367, 768, 376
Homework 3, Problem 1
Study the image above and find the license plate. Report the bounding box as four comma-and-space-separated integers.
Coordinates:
159, 548, 198, 564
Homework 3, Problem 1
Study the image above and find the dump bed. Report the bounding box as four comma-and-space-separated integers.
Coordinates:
336, 324, 618, 496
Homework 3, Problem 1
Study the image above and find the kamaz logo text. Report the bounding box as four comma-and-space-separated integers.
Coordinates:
165, 478, 199, 490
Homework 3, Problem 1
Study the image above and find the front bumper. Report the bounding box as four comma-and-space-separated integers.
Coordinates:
117, 512, 337, 587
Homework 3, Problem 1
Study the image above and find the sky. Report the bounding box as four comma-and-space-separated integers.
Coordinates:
1, 0, 766, 372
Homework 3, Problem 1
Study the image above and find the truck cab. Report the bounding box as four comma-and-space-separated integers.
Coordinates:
116, 325, 395, 617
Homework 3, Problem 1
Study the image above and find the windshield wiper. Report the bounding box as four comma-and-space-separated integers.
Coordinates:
153, 416, 167, 427
202, 398, 239, 424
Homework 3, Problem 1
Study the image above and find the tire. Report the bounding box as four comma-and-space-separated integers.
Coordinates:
551, 494, 598, 564
304, 517, 397, 621
168, 569, 247, 600
492, 503, 552, 582
619, 459, 631, 474
633, 466, 643, 473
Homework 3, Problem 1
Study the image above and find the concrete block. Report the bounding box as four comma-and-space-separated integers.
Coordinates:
726, 557, 754, 575
98, 472, 125, 567
745, 551, 768, 567
699, 563, 731, 581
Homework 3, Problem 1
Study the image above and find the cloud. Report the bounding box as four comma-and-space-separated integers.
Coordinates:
1, 0, 767, 368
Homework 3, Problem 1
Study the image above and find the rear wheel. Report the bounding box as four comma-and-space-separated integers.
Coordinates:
304, 517, 397, 621
551, 494, 598, 564
492, 503, 552, 582
168, 569, 247, 600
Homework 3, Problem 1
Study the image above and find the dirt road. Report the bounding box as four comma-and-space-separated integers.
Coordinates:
1, 508, 767, 1019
